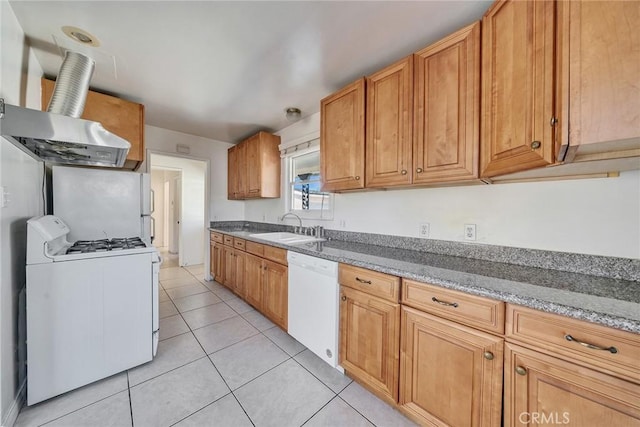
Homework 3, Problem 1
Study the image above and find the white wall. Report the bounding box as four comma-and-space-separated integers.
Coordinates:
0, 0, 44, 424
245, 112, 640, 259
142, 125, 243, 222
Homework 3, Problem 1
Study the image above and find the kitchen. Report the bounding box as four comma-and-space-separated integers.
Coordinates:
1, 0, 639, 426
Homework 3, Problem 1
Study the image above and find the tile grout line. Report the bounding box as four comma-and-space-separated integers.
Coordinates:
299, 394, 341, 427
29, 380, 128, 427
126, 371, 134, 427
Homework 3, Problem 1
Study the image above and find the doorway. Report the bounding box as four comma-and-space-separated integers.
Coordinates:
149, 152, 208, 268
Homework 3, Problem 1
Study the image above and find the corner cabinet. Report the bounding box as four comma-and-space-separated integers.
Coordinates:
480, 0, 556, 178
41, 78, 145, 170
320, 78, 366, 192
556, 0, 640, 162
227, 131, 281, 200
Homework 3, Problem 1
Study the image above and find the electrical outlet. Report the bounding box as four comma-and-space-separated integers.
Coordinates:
419, 222, 430, 238
339, 219, 347, 228
262, 213, 266, 222
464, 224, 476, 241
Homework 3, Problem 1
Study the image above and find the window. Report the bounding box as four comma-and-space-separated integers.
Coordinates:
287, 146, 333, 219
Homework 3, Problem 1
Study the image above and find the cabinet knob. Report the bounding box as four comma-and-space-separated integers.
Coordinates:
515, 366, 527, 376
341, 295, 347, 301
416, 168, 423, 173
530, 141, 542, 150
355, 176, 361, 181
483, 351, 494, 360
401, 170, 407, 175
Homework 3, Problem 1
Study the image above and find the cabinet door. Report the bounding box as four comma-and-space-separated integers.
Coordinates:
365, 56, 413, 188
209, 242, 215, 277
244, 253, 263, 311
339, 286, 400, 404
414, 22, 480, 184
212, 242, 224, 284
481, 0, 555, 177
557, 1, 640, 162
400, 306, 503, 427
504, 343, 640, 426
234, 250, 246, 298
227, 146, 238, 200
236, 141, 247, 199
245, 134, 262, 196
262, 260, 288, 331
222, 246, 235, 289
321, 78, 366, 192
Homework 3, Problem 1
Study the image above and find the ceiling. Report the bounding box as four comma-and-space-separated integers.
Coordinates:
9, 1, 492, 143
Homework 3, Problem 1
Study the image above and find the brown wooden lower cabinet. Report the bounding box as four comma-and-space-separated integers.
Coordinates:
233, 250, 246, 298
504, 342, 640, 426
211, 241, 223, 283
244, 253, 263, 311
222, 245, 235, 289
262, 260, 288, 330
339, 285, 400, 404
399, 306, 503, 427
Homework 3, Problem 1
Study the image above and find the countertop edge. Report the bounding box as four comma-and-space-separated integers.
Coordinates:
208, 227, 640, 334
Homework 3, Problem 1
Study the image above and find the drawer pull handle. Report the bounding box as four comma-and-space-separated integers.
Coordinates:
355, 277, 372, 284
564, 335, 618, 354
515, 366, 527, 376
431, 297, 458, 308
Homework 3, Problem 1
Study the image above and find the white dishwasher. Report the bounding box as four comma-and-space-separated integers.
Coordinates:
288, 251, 340, 368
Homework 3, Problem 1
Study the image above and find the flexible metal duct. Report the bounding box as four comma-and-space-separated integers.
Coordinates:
46, 51, 95, 118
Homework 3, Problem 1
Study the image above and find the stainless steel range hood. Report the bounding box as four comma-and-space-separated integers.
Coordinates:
0, 51, 130, 168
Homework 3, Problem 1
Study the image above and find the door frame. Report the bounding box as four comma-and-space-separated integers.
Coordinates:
146, 149, 211, 273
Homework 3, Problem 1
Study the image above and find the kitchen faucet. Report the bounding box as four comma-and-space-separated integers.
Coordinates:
279, 212, 303, 234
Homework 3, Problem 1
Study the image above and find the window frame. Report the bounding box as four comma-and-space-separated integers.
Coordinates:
284, 144, 334, 221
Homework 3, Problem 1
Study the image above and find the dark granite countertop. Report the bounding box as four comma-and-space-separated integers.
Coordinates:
209, 226, 640, 334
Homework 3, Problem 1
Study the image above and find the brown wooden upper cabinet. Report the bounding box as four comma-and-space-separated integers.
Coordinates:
320, 78, 366, 192
480, 0, 556, 178
322, 22, 481, 191
414, 22, 481, 185
366, 56, 414, 188
41, 78, 145, 171
481, 0, 639, 179
556, 0, 640, 163
227, 131, 280, 200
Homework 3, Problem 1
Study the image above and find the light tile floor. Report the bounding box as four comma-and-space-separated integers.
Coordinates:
16, 262, 416, 427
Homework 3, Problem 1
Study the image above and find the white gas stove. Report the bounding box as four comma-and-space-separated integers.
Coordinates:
26, 215, 160, 405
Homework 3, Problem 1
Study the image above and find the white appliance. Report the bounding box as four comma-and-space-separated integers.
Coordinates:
288, 251, 340, 368
52, 165, 154, 242
26, 215, 160, 405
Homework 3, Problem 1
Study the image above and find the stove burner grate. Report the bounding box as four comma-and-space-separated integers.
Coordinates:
66, 237, 147, 254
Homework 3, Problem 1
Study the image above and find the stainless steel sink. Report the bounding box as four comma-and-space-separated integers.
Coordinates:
249, 232, 325, 245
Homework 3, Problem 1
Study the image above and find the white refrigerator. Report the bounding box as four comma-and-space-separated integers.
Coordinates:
52, 165, 153, 242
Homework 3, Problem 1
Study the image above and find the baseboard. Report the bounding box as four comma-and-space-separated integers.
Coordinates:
1, 379, 26, 427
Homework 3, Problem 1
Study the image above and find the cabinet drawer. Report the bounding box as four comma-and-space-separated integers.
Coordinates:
233, 238, 246, 251
402, 279, 505, 334
223, 235, 234, 246
339, 264, 400, 303
210, 232, 224, 244
507, 304, 640, 383
245, 241, 264, 257
263, 245, 287, 265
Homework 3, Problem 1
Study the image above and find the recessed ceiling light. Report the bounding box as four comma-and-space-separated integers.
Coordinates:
62, 26, 100, 47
